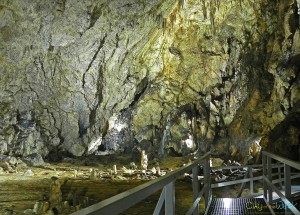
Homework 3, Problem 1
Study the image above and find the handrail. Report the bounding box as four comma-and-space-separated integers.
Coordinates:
264, 176, 300, 214
263, 151, 300, 170
71, 151, 211, 215
211, 163, 265, 170
212, 176, 262, 188
210, 163, 288, 196
262, 151, 300, 215
211, 162, 282, 192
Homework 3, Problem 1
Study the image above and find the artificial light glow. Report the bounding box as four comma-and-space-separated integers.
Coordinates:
185, 134, 193, 148
88, 137, 102, 154
115, 122, 126, 132
223, 198, 232, 208
185, 138, 193, 148
108, 114, 127, 132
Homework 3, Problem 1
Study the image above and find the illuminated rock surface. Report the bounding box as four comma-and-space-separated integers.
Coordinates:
0, 0, 300, 161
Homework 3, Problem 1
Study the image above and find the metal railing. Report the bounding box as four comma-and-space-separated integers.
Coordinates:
71, 150, 300, 215
71, 152, 211, 215
211, 164, 266, 196
210, 163, 300, 197
262, 151, 300, 215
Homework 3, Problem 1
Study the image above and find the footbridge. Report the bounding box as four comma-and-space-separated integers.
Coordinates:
71, 151, 300, 215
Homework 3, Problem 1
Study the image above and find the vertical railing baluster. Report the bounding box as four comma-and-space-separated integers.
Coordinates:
165, 181, 175, 215
249, 166, 253, 195
262, 153, 267, 200
203, 158, 211, 209
284, 164, 291, 215
192, 166, 199, 215
267, 156, 273, 204
237, 167, 249, 197
284, 164, 291, 199
278, 164, 283, 189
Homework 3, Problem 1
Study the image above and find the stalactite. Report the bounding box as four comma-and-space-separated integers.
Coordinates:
212, 0, 221, 31
215, 0, 221, 10
156, 14, 163, 29
162, 18, 167, 30
209, 0, 216, 33
191, 103, 198, 153
178, 0, 185, 8
201, 0, 207, 19
296, 0, 300, 17
155, 14, 167, 30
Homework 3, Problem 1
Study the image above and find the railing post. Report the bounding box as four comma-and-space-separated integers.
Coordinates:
262, 153, 267, 200
278, 164, 283, 189
165, 181, 175, 215
284, 165, 292, 215
267, 156, 273, 203
237, 167, 249, 197
284, 164, 291, 200
192, 166, 199, 215
249, 166, 253, 195
203, 158, 211, 209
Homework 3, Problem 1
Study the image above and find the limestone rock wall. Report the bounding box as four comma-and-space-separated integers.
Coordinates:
133, 0, 300, 160
0, 0, 175, 158
0, 0, 299, 161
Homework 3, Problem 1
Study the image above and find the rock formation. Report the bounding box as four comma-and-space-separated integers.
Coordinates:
0, 0, 299, 161
49, 176, 62, 211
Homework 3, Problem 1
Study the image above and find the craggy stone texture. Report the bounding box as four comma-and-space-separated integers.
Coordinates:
133, 0, 300, 160
0, 0, 300, 161
0, 0, 175, 159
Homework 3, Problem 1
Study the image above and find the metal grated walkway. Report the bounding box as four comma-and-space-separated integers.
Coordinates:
205, 198, 273, 215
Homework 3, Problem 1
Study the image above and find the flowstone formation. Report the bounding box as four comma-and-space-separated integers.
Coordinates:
1, 0, 300, 162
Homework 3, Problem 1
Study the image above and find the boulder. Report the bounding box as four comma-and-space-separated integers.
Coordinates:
23, 209, 33, 215
23, 153, 45, 167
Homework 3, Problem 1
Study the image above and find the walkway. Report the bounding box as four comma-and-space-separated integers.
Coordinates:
206, 198, 272, 215
71, 151, 300, 215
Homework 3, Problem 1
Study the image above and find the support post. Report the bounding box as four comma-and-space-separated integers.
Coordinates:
165, 181, 175, 215
267, 156, 273, 204
262, 153, 267, 200
249, 166, 253, 195
192, 166, 199, 215
284, 164, 291, 200
203, 158, 211, 209
278, 165, 283, 189
237, 167, 249, 197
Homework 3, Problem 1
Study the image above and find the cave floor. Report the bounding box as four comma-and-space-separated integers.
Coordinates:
0, 155, 198, 214
0, 155, 284, 215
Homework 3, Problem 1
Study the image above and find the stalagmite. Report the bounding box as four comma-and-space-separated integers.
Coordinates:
140, 150, 148, 170
113, 165, 117, 175
156, 166, 161, 176
49, 177, 62, 212
90, 168, 97, 180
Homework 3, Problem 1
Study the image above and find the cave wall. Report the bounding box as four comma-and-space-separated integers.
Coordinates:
0, 0, 299, 161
